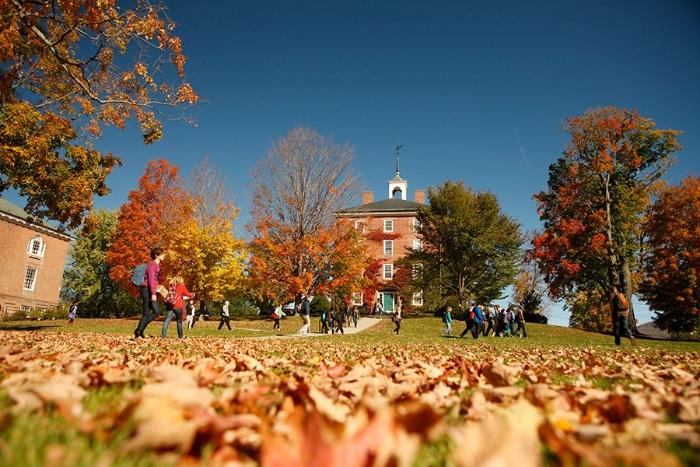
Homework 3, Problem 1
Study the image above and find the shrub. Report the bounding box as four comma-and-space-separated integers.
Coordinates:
311, 295, 331, 316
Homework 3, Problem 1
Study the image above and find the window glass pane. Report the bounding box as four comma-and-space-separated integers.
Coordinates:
384, 220, 393, 232
384, 240, 393, 255
24, 267, 37, 290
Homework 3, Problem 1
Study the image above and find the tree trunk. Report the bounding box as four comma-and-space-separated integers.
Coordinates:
622, 259, 638, 334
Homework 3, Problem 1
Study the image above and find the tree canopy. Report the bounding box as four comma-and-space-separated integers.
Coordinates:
407, 181, 522, 308
639, 177, 700, 335
0, 0, 197, 228
533, 107, 681, 331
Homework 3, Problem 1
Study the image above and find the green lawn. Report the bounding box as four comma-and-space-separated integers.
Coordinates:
0, 317, 698, 466
1, 316, 698, 351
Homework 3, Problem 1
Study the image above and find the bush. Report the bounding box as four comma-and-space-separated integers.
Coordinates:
525, 311, 548, 324
310, 295, 331, 316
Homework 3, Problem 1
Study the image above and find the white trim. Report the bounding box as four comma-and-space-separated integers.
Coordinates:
383, 219, 394, 233
354, 220, 366, 232
28, 236, 45, 258
410, 218, 421, 232
412, 239, 422, 251
412, 290, 424, 306
0, 212, 72, 241
383, 263, 393, 280
23, 267, 38, 291
352, 292, 363, 306
383, 239, 394, 256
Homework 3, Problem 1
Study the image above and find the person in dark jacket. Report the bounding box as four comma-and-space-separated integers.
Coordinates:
611, 285, 636, 346
135, 247, 165, 338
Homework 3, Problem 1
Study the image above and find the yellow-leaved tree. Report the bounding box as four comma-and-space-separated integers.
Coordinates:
169, 157, 245, 302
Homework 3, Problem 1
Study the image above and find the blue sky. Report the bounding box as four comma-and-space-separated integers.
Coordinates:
7, 0, 700, 324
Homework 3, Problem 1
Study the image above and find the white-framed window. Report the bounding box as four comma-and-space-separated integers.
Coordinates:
354, 220, 365, 233
21, 305, 32, 313
384, 240, 393, 256
412, 239, 422, 251
27, 236, 46, 258
352, 292, 363, 306
410, 218, 421, 232
412, 290, 424, 306
23, 267, 38, 291
412, 263, 423, 279
383, 263, 393, 280
383, 219, 394, 233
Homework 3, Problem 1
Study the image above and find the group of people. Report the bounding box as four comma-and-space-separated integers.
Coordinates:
441, 303, 527, 339
133, 247, 234, 339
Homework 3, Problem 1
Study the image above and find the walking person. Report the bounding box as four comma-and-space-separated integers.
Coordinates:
299, 296, 311, 335
392, 297, 402, 334
441, 306, 454, 337
161, 276, 194, 338
67, 303, 78, 325
484, 305, 496, 337
611, 285, 636, 346
272, 305, 285, 334
332, 307, 345, 334
470, 304, 485, 339
186, 300, 196, 329
135, 247, 165, 338
320, 308, 329, 334
460, 303, 474, 338
514, 305, 528, 338
217, 301, 232, 330
200, 301, 210, 321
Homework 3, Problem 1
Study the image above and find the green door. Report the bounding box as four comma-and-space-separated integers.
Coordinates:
383, 292, 394, 313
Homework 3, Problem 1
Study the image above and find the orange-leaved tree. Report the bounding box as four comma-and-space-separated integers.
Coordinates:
0, 0, 198, 228
106, 159, 191, 295
533, 107, 681, 331
169, 157, 246, 302
639, 177, 700, 335
248, 128, 368, 306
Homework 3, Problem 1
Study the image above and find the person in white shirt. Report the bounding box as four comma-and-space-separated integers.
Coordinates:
218, 300, 231, 330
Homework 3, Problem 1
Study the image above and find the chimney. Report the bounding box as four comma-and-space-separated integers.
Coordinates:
414, 189, 426, 204
361, 191, 374, 204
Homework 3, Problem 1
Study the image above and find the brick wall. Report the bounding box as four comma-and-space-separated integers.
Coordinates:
0, 218, 70, 314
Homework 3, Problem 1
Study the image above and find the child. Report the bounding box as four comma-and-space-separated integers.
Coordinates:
441, 306, 453, 337
272, 305, 285, 334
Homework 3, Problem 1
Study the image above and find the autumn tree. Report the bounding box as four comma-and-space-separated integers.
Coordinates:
106, 159, 190, 294
406, 181, 522, 308
513, 239, 549, 323
0, 0, 197, 228
567, 289, 613, 332
169, 157, 246, 303
61, 209, 137, 317
248, 128, 368, 304
639, 177, 700, 335
533, 107, 681, 332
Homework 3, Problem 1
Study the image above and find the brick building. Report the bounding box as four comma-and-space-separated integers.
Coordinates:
336, 168, 425, 312
0, 198, 72, 315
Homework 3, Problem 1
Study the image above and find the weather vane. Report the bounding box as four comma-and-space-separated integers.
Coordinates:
395, 138, 402, 175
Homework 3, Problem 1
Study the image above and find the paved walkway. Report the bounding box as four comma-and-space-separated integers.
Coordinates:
254, 316, 383, 339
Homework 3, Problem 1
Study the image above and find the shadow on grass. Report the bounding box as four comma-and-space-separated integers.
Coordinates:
0, 323, 61, 331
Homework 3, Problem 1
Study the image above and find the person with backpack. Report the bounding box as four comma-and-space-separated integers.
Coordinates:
161, 276, 194, 338
460, 303, 475, 338
218, 301, 232, 330
514, 304, 527, 338
134, 247, 166, 338
441, 306, 454, 337
611, 285, 636, 346
484, 305, 496, 337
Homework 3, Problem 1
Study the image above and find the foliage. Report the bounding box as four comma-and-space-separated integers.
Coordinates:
513, 238, 549, 322
640, 177, 700, 335
248, 128, 368, 303
567, 289, 612, 332
407, 181, 522, 308
310, 295, 331, 315
0, 322, 698, 465
106, 160, 191, 294
533, 107, 681, 332
62, 209, 138, 317
169, 158, 246, 302
0, 0, 197, 228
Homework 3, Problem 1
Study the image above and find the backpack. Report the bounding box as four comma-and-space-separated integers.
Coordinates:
468, 310, 476, 321
130, 264, 147, 287
165, 283, 178, 306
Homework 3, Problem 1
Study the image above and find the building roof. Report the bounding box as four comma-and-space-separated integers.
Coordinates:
337, 197, 424, 215
0, 197, 72, 240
